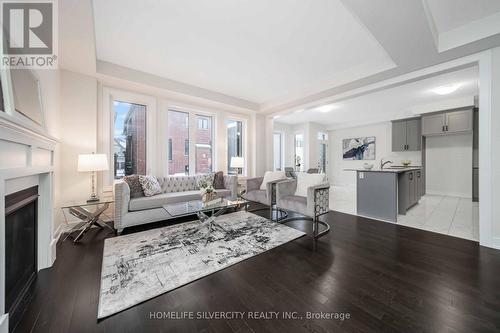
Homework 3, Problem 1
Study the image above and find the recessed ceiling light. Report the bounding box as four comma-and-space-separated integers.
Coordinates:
316, 104, 337, 113
273, 115, 281, 119
432, 84, 460, 95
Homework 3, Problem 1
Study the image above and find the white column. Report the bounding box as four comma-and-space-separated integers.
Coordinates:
479, 47, 500, 249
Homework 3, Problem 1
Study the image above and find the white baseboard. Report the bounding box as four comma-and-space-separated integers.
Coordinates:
0, 314, 8, 333
425, 190, 472, 199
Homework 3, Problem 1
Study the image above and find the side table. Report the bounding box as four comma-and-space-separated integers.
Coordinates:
61, 199, 115, 242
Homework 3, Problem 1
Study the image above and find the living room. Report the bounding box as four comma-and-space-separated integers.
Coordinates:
1, 1, 500, 332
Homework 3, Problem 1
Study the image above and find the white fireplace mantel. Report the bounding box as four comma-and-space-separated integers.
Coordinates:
0, 116, 58, 333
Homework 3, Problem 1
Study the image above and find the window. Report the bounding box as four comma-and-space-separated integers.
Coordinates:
168, 139, 173, 161
195, 115, 213, 173
317, 132, 328, 141
319, 143, 327, 173
113, 101, 147, 179
168, 110, 189, 175
198, 117, 209, 130
273, 132, 283, 171
227, 120, 243, 174
294, 133, 304, 172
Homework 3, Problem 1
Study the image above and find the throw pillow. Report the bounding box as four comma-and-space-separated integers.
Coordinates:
213, 171, 225, 189
123, 175, 144, 198
139, 175, 162, 197
260, 170, 286, 190
294, 173, 326, 197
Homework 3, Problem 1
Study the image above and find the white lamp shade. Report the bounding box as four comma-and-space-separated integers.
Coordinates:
230, 156, 244, 168
77, 154, 109, 172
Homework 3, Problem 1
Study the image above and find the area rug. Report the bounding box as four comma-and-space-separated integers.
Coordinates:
98, 211, 304, 318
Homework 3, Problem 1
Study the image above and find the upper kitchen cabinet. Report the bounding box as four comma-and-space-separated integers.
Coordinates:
392, 118, 421, 151
422, 109, 473, 136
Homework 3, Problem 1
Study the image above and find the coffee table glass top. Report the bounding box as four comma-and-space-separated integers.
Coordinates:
163, 198, 248, 217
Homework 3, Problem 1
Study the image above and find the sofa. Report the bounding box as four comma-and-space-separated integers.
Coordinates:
114, 174, 238, 233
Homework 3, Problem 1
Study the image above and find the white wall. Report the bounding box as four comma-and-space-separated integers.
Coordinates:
328, 122, 421, 187
425, 134, 473, 198
59, 70, 98, 208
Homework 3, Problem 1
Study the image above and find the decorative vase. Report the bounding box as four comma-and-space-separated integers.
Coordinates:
202, 192, 216, 203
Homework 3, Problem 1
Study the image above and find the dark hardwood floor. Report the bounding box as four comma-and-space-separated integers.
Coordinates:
14, 208, 500, 333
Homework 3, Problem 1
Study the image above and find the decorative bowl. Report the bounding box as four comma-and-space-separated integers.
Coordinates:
363, 163, 374, 170
401, 160, 412, 167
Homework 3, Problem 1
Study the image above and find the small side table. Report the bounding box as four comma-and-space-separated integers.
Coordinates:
61, 199, 115, 242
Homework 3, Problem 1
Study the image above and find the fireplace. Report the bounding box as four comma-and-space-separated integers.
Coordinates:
5, 186, 38, 332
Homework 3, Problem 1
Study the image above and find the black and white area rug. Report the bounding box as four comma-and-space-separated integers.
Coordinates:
98, 211, 305, 318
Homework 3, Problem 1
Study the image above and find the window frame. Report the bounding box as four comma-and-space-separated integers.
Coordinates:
165, 105, 217, 176
100, 87, 157, 193
273, 131, 284, 171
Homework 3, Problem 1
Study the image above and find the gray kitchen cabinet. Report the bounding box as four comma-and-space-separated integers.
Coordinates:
422, 113, 446, 135
422, 109, 472, 136
392, 118, 421, 151
446, 110, 473, 133
406, 119, 422, 151
416, 169, 423, 200
398, 169, 422, 215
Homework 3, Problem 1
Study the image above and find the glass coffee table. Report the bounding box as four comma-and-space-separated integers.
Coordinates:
163, 198, 249, 237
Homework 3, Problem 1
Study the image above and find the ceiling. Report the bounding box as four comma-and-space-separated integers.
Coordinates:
92, 0, 394, 106
61, 0, 500, 111
426, 0, 500, 33
274, 66, 478, 129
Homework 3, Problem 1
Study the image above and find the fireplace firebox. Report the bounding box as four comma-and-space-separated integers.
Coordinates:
5, 186, 38, 332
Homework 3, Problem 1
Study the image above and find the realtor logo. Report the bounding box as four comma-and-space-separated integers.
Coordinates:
1, 0, 58, 68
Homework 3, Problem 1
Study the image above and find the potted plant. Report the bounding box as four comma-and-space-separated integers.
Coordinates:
198, 179, 217, 202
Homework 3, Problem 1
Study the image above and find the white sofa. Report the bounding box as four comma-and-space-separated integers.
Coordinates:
114, 175, 238, 233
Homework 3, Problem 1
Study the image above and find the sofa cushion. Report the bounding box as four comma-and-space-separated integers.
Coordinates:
215, 189, 231, 198
129, 191, 201, 211
278, 195, 307, 216
243, 189, 267, 205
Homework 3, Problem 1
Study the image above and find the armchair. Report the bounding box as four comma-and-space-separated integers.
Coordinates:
242, 176, 287, 221
276, 179, 330, 247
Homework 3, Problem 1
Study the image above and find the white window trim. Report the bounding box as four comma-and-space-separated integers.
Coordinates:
273, 131, 284, 171
225, 115, 248, 176
99, 86, 157, 193
164, 104, 217, 176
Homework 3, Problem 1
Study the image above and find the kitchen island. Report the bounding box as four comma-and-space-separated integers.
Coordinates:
346, 167, 423, 222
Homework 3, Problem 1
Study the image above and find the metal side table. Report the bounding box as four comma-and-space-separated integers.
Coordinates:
61, 199, 114, 242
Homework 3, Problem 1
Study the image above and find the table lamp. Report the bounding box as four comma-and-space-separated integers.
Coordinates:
230, 156, 244, 175
78, 153, 109, 202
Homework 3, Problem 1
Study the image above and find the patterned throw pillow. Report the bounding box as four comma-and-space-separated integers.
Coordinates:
213, 171, 225, 189
139, 175, 162, 197
123, 175, 144, 198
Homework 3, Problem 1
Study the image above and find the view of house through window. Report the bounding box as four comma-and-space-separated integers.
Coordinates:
195, 115, 213, 174
226, 120, 243, 174
113, 100, 147, 179
273, 132, 282, 171
168, 110, 189, 175
295, 133, 304, 171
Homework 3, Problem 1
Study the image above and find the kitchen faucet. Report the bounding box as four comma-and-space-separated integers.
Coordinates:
380, 159, 393, 170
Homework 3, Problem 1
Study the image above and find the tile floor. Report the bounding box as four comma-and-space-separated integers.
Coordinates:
329, 186, 479, 241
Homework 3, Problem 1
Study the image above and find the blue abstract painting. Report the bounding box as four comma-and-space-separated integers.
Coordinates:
342, 137, 376, 160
